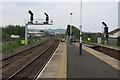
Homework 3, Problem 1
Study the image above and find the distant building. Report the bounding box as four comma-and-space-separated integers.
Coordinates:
109, 28, 120, 38
28, 30, 45, 37
108, 28, 120, 44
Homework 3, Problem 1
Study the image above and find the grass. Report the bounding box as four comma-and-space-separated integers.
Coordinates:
2, 39, 22, 53
2, 37, 48, 54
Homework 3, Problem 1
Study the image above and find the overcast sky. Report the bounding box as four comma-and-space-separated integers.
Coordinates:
0, 0, 119, 32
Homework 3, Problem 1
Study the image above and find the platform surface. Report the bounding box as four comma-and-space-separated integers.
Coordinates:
36, 42, 67, 79
67, 43, 119, 79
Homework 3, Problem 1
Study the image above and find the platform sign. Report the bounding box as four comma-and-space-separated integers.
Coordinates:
88, 38, 91, 41
21, 40, 25, 44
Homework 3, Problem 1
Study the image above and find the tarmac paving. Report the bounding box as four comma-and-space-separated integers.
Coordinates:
67, 43, 119, 79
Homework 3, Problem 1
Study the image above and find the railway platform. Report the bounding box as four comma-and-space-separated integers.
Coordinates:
36, 42, 67, 79
35, 42, 119, 80
67, 43, 119, 79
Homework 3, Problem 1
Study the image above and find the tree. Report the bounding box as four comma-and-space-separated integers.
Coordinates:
2, 25, 25, 39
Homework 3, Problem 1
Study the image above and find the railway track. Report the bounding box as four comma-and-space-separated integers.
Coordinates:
2, 37, 59, 80
1, 39, 50, 68
5, 40, 59, 80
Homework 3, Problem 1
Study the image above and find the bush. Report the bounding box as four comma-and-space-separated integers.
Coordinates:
116, 42, 120, 46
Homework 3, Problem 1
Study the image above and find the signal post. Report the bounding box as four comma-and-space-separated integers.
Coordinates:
25, 10, 53, 45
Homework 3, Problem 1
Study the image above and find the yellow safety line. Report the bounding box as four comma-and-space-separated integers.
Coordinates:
73, 43, 119, 70
56, 42, 67, 78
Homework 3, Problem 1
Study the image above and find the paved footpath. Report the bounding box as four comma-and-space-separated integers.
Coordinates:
67, 43, 119, 79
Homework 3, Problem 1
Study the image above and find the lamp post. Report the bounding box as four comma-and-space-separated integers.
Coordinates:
80, 0, 82, 55
70, 12, 73, 45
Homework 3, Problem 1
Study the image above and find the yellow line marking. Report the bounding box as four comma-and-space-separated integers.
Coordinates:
73, 43, 119, 70
56, 42, 67, 78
